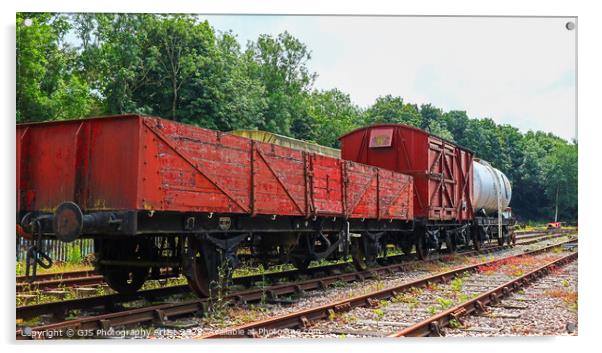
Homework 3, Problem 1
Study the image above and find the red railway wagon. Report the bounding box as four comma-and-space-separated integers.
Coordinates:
17, 115, 414, 297
339, 124, 476, 258
339, 124, 473, 221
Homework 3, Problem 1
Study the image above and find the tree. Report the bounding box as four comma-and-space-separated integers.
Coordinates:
496, 124, 525, 183
148, 16, 215, 120
443, 110, 471, 142
17, 13, 97, 122
419, 103, 442, 131
246, 31, 316, 137
75, 13, 158, 115
512, 139, 548, 220
542, 142, 578, 221
363, 95, 421, 127
418, 103, 454, 140
305, 89, 361, 147
183, 31, 268, 131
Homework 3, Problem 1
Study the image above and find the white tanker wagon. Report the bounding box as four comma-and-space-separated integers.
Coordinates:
472, 159, 515, 245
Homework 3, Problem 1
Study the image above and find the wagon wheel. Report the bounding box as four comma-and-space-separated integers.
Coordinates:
400, 239, 413, 256
186, 259, 211, 298
184, 237, 214, 298
104, 267, 148, 295
415, 228, 432, 261
289, 234, 314, 272
497, 233, 505, 247
351, 237, 377, 271
445, 231, 457, 254
508, 230, 517, 247
291, 256, 312, 271
472, 229, 483, 252
100, 238, 150, 295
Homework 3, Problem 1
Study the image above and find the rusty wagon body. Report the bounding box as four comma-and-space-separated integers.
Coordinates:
17, 115, 414, 227
16, 115, 414, 296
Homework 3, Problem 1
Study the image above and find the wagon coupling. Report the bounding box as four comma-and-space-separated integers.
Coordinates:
53, 202, 124, 242
19, 201, 124, 243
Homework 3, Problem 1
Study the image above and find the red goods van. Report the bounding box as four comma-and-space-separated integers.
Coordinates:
339, 124, 473, 222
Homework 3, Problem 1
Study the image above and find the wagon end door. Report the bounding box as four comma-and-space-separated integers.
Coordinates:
427, 136, 458, 220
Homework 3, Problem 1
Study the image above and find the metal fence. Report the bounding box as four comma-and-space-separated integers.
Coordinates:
16, 238, 94, 263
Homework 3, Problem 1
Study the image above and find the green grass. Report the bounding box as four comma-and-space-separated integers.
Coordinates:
450, 277, 464, 292
66, 243, 82, 264
436, 297, 453, 309
16, 261, 93, 276
449, 318, 463, 329
373, 308, 385, 320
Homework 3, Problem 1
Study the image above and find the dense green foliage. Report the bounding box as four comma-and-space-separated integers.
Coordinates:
16, 13, 577, 222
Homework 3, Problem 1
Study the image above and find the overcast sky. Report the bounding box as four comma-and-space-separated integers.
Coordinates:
197, 15, 576, 142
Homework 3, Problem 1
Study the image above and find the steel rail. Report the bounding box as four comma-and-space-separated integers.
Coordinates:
16, 273, 178, 293
388, 250, 578, 337
515, 228, 574, 239
519, 228, 575, 236
513, 232, 572, 244
197, 239, 576, 338
16, 270, 95, 283
17, 275, 104, 293
16, 260, 346, 321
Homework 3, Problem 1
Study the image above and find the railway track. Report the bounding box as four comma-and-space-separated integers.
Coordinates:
514, 228, 574, 239
16, 233, 575, 339
17, 231, 570, 320
16, 231, 573, 321
516, 228, 575, 236
197, 239, 577, 338
16, 270, 96, 283
16, 230, 571, 294
17, 260, 348, 321
387, 251, 577, 337
441, 258, 578, 336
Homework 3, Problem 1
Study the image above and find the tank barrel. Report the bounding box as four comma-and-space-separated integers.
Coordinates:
472, 160, 512, 214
